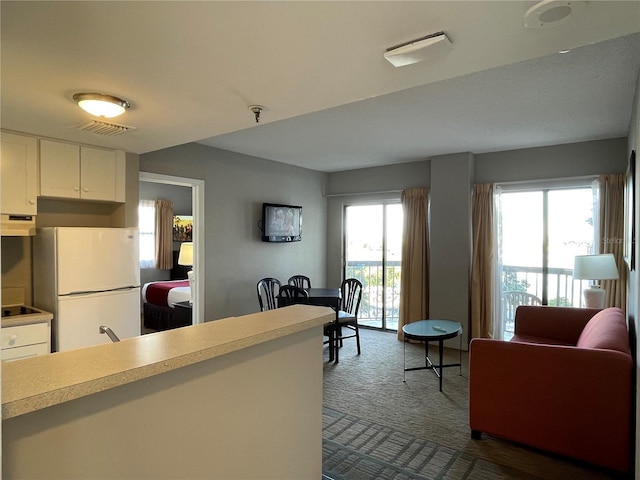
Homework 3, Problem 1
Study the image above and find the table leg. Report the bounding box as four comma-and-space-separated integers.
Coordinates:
334, 311, 339, 364
403, 337, 406, 382
328, 325, 334, 362
459, 333, 462, 375
439, 339, 445, 392
424, 341, 429, 367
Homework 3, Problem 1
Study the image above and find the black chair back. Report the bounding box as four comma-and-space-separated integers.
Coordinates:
340, 278, 363, 316
288, 275, 311, 289
277, 285, 309, 307
257, 277, 281, 311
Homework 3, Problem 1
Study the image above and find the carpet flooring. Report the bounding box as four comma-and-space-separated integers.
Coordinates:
322, 328, 619, 480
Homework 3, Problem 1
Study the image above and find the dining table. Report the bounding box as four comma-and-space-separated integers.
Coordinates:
306, 288, 341, 362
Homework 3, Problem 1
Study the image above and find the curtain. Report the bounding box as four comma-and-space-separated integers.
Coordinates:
470, 183, 498, 339
598, 174, 626, 311
155, 199, 174, 270
398, 188, 429, 340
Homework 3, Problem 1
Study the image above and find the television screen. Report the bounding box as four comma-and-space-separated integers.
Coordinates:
262, 203, 302, 242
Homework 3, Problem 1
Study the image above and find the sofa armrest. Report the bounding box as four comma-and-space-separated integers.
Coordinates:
469, 338, 632, 472
514, 306, 601, 344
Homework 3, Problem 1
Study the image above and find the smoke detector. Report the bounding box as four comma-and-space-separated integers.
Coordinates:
524, 1, 586, 29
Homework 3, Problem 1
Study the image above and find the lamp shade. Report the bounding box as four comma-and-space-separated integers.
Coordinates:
573, 254, 619, 280
178, 242, 193, 266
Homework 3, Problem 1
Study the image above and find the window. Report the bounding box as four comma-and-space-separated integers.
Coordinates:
139, 199, 156, 269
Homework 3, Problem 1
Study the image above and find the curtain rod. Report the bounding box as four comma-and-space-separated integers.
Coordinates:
324, 189, 404, 198
495, 174, 598, 191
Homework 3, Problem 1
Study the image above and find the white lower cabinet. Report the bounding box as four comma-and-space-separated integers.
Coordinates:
1, 322, 51, 361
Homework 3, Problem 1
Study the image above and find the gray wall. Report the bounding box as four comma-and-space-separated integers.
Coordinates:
326, 137, 628, 342
140, 143, 327, 320
475, 138, 628, 183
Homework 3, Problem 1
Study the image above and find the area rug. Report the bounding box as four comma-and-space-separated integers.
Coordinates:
322, 406, 539, 480
322, 328, 616, 480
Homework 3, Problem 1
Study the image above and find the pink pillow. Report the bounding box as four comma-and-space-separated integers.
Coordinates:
576, 307, 629, 353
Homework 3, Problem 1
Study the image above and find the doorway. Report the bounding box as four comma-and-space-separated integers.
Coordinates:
139, 172, 205, 325
344, 203, 403, 331
498, 185, 594, 338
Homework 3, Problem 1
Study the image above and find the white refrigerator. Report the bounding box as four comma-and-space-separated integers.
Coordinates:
34, 227, 141, 352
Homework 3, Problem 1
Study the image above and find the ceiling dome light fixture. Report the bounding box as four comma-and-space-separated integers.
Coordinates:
524, 0, 586, 29
73, 93, 131, 118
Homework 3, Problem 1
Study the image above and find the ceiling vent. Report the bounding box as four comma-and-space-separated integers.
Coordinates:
384, 31, 452, 67
75, 120, 135, 136
524, 0, 586, 29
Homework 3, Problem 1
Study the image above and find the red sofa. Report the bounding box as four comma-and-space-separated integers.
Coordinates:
469, 306, 632, 473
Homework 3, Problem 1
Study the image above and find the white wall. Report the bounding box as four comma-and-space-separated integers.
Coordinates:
140, 143, 328, 320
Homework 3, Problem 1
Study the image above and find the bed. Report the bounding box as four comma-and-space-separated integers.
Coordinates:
142, 280, 191, 330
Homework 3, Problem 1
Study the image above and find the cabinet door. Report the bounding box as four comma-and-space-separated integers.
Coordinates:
1, 322, 50, 349
80, 147, 125, 202
40, 139, 80, 198
0, 132, 38, 215
2, 343, 49, 361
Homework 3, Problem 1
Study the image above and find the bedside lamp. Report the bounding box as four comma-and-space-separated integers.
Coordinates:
178, 242, 194, 303
573, 254, 619, 308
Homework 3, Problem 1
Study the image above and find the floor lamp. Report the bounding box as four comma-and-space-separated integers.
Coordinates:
178, 242, 194, 304
573, 254, 619, 309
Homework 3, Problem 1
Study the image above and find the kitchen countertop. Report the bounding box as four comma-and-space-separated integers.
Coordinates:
2, 304, 333, 420
2, 315, 52, 328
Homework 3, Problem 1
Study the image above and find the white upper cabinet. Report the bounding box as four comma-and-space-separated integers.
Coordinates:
1, 132, 38, 215
80, 146, 125, 202
39, 139, 80, 199
40, 139, 125, 202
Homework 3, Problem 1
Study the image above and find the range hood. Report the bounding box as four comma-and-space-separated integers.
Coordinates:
1, 214, 36, 236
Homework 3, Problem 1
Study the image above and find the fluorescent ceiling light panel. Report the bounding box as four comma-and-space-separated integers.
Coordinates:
384, 32, 452, 68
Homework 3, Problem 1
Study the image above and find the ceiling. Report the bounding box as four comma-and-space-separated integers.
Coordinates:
2, 1, 639, 173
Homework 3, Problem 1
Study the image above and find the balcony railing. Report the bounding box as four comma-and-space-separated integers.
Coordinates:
502, 264, 587, 308
346, 261, 401, 331
345, 261, 589, 334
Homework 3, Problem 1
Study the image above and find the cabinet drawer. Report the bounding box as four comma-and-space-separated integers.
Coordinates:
1, 322, 49, 349
2, 343, 49, 361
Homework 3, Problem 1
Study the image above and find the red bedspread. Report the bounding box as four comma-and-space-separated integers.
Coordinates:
145, 280, 189, 307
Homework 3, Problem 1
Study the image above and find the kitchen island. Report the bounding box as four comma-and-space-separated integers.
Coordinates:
2, 304, 333, 479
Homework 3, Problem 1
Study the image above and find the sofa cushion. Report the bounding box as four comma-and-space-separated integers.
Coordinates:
576, 307, 629, 353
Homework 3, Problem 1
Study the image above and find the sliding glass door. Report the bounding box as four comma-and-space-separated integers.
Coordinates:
499, 186, 594, 338
344, 203, 402, 331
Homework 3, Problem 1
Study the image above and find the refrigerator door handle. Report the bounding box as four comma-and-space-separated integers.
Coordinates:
63, 286, 140, 297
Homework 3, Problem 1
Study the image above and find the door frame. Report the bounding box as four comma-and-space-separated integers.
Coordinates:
139, 172, 205, 325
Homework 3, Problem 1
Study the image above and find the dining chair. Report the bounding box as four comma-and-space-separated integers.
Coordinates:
257, 277, 281, 311
333, 278, 363, 361
277, 285, 309, 307
288, 275, 311, 289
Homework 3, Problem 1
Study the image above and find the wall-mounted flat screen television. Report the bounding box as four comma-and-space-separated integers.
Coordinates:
262, 203, 302, 242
